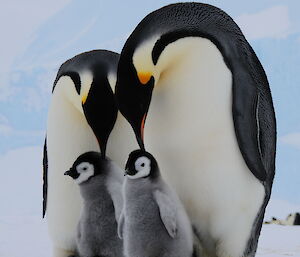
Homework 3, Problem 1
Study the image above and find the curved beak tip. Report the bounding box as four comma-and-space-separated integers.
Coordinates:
124, 169, 129, 176
64, 170, 70, 176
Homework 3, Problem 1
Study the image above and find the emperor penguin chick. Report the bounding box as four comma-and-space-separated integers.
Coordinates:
65, 151, 124, 257
118, 150, 194, 257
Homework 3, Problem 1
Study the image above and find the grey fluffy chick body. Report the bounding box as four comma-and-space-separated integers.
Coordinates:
65, 152, 124, 257
118, 150, 194, 257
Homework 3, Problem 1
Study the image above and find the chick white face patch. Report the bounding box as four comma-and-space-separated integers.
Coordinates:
75, 162, 94, 184
128, 156, 151, 179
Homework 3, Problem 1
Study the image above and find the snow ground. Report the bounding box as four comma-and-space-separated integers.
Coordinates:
1, 216, 299, 257
257, 225, 300, 257
0, 147, 299, 257
0, 215, 51, 257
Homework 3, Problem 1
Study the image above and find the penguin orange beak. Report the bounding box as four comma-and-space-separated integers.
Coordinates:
137, 72, 152, 85
140, 113, 147, 144
134, 113, 147, 151
115, 73, 154, 152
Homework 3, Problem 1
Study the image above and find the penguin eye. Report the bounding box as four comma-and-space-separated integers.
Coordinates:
76, 162, 94, 174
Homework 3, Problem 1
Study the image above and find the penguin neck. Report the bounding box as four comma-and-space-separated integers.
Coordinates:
47, 83, 100, 169
124, 176, 159, 196
79, 175, 107, 201
50, 85, 84, 123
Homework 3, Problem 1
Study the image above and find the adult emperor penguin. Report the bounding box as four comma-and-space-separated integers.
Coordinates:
115, 3, 276, 257
44, 50, 135, 257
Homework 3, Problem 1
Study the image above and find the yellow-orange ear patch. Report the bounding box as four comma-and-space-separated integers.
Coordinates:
138, 72, 152, 85
82, 93, 88, 104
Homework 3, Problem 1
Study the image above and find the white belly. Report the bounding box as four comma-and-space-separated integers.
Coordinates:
146, 38, 265, 257
46, 87, 136, 253
46, 94, 99, 251
107, 113, 139, 167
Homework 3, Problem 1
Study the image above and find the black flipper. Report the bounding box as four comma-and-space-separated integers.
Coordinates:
43, 138, 48, 218
231, 43, 276, 182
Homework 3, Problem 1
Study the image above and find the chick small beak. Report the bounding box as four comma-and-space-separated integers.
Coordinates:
64, 169, 72, 176
64, 168, 79, 179
64, 168, 76, 176
124, 169, 129, 176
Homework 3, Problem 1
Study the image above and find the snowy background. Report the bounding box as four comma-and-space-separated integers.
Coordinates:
0, 0, 299, 256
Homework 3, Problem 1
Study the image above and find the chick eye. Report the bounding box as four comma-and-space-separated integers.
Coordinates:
76, 162, 94, 174
141, 163, 145, 167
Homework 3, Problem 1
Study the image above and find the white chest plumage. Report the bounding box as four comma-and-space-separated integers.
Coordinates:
46, 77, 99, 251
46, 76, 136, 254
145, 38, 265, 257
107, 113, 138, 167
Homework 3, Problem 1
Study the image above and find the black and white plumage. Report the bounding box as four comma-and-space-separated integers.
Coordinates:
118, 150, 194, 257
64, 151, 124, 257
115, 3, 276, 257
44, 50, 125, 257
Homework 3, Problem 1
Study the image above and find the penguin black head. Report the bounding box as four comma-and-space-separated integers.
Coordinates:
115, 12, 160, 151
64, 151, 107, 184
124, 150, 159, 180
115, 3, 216, 150
53, 50, 119, 158
115, 56, 155, 150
